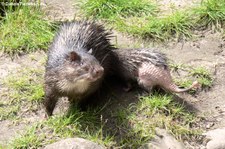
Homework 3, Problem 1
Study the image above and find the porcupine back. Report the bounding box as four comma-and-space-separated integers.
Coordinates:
114, 48, 168, 81
47, 21, 116, 73
114, 48, 199, 93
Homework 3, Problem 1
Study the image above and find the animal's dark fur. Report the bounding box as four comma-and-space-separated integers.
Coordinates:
113, 48, 168, 81
114, 48, 199, 93
44, 21, 116, 116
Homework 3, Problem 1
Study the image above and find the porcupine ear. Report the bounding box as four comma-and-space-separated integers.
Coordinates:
87, 48, 93, 54
68, 51, 81, 62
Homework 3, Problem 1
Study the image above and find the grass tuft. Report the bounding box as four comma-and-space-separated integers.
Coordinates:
189, 67, 213, 88
110, 93, 200, 148
0, 67, 44, 121
194, 0, 225, 28
81, 0, 157, 20
80, 0, 225, 40
9, 106, 115, 148
5, 68, 44, 103
171, 63, 213, 91
0, 2, 55, 55
9, 124, 45, 149
117, 10, 193, 40
7, 92, 200, 148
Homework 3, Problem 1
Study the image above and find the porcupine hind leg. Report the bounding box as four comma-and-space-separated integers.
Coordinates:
137, 64, 157, 92
123, 82, 133, 92
137, 76, 154, 92
138, 64, 199, 93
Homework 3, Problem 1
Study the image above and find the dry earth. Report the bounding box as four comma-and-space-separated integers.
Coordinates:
0, 0, 225, 148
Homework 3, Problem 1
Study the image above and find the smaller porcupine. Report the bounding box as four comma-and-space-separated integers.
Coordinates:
44, 21, 116, 116
114, 48, 199, 93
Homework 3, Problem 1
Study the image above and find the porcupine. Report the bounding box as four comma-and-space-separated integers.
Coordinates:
44, 21, 116, 116
114, 48, 199, 93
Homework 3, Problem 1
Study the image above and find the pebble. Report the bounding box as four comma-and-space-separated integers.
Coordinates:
203, 127, 225, 149
139, 128, 185, 149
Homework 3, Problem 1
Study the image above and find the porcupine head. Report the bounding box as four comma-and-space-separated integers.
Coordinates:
57, 49, 104, 95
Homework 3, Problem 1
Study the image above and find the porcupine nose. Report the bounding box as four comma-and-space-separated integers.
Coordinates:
93, 66, 104, 79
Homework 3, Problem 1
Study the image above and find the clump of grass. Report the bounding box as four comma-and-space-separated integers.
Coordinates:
5, 68, 44, 103
9, 94, 199, 148
9, 124, 45, 148
7, 93, 200, 148
81, 0, 158, 20
189, 67, 213, 88
112, 93, 200, 148
0, 102, 20, 120
9, 106, 115, 148
174, 79, 198, 94
138, 94, 199, 138
170, 63, 213, 91
81, 0, 194, 40
169, 63, 187, 72
0, 67, 44, 120
80, 0, 225, 40
81, 0, 193, 40
160, 11, 193, 39
0, 2, 55, 55
194, 0, 225, 28
118, 10, 193, 40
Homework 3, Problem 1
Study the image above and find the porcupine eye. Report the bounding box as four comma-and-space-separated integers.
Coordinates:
68, 51, 81, 62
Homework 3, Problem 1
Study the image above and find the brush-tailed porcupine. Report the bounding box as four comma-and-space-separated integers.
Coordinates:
114, 48, 199, 93
44, 21, 116, 116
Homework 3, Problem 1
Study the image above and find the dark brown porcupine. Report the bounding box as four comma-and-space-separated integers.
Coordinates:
44, 21, 116, 116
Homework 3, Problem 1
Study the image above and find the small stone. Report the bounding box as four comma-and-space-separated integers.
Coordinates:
44, 138, 105, 149
203, 127, 225, 149
216, 117, 223, 122
206, 122, 214, 129
139, 128, 185, 149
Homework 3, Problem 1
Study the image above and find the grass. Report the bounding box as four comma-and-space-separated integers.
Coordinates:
5, 68, 44, 103
10, 124, 45, 148
116, 10, 193, 40
6, 93, 200, 148
9, 107, 115, 148
0, 1, 55, 55
189, 67, 213, 88
80, 0, 193, 40
172, 64, 213, 92
112, 93, 200, 147
193, 0, 225, 29
80, 0, 225, 40
0, 66, 44, 121
0, 58, 202, 148
80, 0, 158, 20
169, 62, 213, 92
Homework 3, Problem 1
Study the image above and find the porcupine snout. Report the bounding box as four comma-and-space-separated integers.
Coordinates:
93, 66, 104, 79
87, 65, 104, 81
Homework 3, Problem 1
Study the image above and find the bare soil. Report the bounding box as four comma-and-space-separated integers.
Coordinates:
0, 0, 225, 148
163, 31, 225, 129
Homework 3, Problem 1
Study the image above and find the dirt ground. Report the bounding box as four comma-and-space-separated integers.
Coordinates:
163, 32, 225, 128
0, 0, 225, 148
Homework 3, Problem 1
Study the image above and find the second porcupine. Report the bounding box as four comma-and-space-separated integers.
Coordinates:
114, 48, 199, 93
44, 21, 116, 116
